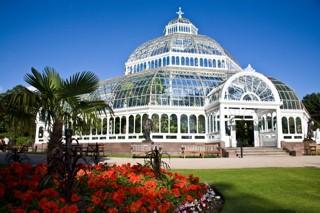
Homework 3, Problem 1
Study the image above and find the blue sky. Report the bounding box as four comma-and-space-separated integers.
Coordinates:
0, 0, 319, 98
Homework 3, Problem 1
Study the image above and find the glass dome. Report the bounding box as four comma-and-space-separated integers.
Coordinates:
89, 70, 224, 109
127, 33, 236, 62
269, 77, 302, 110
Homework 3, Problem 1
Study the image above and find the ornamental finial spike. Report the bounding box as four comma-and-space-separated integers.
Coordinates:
176, 7, 184, 19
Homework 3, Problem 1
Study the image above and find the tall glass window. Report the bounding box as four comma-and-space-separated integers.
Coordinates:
161, 114, 169, 133
103, 118, 108, 135
109, 117, 114, 134
152, 114, 159, 132
121, 116, 126, 134
180, 114, 188, 133
213, 59, 216, 67
167, 56, 170, 65
158, 58, 162, 67
176, 56, 180, 65
204, 58, 208, 67
218, 60, 222, 68
186, 57, 189, 66
97, 118, 102, 135
289, 117, 295, 134
195, 58, 198, 66
296, 117, 302, 134
198, 115, 205, 133
129, 115, 134, 133
181, 57, 185, 65
190, 58, 194, 66
163, 57, 166, 66
135, 115, 141, 133
200, 58, 204, 67
267, 115, 272, 131
170, 114, 178, 133
115, 117, 120, 134
282, 117, 288, 134
171, 56, 175, 65
142, 114, 148, 132
208, 59, 212, 67
190, 115, 197, 133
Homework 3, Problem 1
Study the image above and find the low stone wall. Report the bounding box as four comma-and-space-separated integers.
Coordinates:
281, 141, 304, 156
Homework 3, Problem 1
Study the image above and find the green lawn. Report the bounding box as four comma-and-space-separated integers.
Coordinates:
175, 168, 320, 213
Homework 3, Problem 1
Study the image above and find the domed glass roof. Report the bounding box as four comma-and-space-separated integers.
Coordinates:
89, 70, 224, 109
269, 77, 303, 110
127, 33, 235, 62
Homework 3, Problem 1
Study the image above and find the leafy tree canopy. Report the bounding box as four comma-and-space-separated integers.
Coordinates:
302, 92, 320, 129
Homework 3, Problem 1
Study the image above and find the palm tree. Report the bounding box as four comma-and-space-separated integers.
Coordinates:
9, 67, 112, 172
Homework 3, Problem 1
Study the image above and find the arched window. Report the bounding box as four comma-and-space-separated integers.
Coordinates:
152, 114, 159, 132
158, 58, 162, 67
296, 117, 302, 134
282, 117, 288, 134
289, 117, 295, 134
200, 58, 204, 67
170, 114, 178, 133
176, 56, 180, 65
161, 114, 169, 133
186, 57, 189, 66
222, 60, 225, 68
204, 58, 208, 67
195, 58, 198, 66
163, 57, 166, 66
167, 56, 170, 65
180, 114, 188, 133
181, 57, 185, 65
103, 118, 108, 135
190, 115, 197, 133
91, 126, 96, 135
97, 118, 102, 135
142, 114, 148, 132
151, 60, 155, 69
109, 117, 114, 134
213, 115, 216, 132
121, 116, 126, 134
171, 56, 175, 65
213, 59, 216, 67
134, 65, 137, 72
39, 127, 44, 138
115, 117, 120, 134
208, 59, 212, 67
148, 61, 151, 69
218, 60, 222, 68
144, 62, 146, 70
198, 115, 205, 133
135, 115, 141, 133
190, 58, 194, 66
262, 117, 266, 131
129, 115, 134, 133
155, 59, 158, 68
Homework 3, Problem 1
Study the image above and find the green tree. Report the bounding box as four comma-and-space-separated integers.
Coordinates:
302, 92, 320, 129
8, 67, 112, 173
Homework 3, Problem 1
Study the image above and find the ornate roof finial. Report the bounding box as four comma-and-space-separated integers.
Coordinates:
176, 7, 184, 19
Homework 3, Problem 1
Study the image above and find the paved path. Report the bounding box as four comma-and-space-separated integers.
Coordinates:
1, 152, 320, 169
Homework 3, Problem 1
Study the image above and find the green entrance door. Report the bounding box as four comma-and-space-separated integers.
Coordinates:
236, 120, 254, 147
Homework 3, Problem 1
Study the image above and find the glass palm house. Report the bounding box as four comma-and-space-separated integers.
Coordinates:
35, 8, 309, 151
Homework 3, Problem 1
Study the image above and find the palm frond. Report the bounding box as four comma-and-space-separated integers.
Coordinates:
60, 71, 99, 98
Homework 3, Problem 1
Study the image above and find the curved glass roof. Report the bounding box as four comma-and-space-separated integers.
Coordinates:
89, 70, 224, 109
127, 34, 236, 63
269, 77, 302, 110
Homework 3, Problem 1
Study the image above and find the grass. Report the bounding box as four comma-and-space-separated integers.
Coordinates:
175, 168, 320, 213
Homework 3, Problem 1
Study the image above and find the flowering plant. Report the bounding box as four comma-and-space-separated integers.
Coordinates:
0, 162, 222, 213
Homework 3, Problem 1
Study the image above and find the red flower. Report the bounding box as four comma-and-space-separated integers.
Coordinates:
107, 207, 118, 213
11, 208, 26, 213
59, 204, 79, 213
71, 193, 81, 202
112, 189, 125, 205
129, 200, 142, 212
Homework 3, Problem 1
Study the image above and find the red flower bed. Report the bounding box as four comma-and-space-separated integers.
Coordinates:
0, 162, 211, 213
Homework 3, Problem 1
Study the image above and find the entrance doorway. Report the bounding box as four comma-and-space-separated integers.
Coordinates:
236, 120, 254, 147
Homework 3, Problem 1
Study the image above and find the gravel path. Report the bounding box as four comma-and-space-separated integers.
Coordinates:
1, 152, 319, 169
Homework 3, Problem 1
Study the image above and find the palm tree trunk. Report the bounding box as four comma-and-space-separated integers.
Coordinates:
47, 120, 64, 174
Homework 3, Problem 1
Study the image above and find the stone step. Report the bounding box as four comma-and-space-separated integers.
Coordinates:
225, 147, 289, 157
